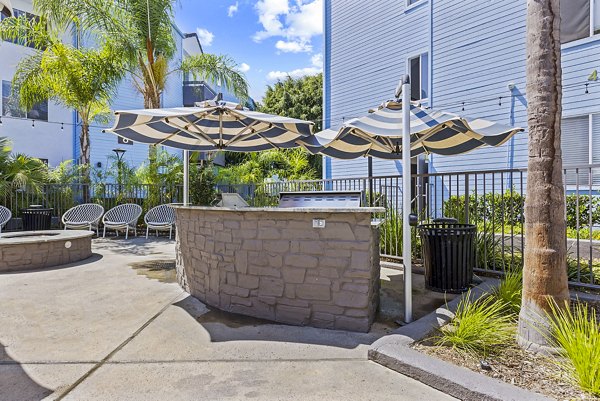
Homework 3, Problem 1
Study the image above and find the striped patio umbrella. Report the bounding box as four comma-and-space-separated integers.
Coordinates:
106, 100, 314, 152
300, 100, 522, 159
105, 100, 314, 206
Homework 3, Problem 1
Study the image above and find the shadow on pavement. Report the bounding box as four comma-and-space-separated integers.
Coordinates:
0, 342, 52, 401
173, 295, 383, 349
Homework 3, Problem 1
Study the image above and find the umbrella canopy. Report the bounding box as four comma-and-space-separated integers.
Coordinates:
301, 101, 522, 159
1, 0, 13, 17
106, 100, 314, 152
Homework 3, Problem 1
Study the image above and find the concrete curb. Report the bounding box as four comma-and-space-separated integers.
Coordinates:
368, 279, 553, 401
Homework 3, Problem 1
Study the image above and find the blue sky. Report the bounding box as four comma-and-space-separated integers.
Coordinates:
175, 0, 323, 102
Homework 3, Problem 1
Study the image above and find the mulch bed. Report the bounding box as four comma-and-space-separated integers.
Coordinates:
412, 339, 598, 400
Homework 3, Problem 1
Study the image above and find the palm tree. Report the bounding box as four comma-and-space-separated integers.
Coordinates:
0, 137, 48, 197
518, 0, 570, 351
33, 0, 249, 109
0, 15, 126, 182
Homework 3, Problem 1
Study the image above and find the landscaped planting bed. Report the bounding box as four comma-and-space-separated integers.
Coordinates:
409, 271, 600, 400
413, 339, 592, 400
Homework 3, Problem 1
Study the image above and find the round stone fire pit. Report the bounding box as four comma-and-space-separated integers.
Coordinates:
0, 230, 93, 272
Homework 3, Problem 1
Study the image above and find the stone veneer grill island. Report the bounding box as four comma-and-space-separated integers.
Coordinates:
174, 206, 384, 332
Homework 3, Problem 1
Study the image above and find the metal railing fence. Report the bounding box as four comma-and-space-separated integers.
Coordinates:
2, 164, 599, 290
1, 183, 183, 226
217, 163, 600, 291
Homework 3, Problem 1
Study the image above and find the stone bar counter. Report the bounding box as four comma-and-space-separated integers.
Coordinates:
174, 206, 384, 332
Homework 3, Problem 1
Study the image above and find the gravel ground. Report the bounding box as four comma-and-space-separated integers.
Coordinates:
413, 339, 597, 401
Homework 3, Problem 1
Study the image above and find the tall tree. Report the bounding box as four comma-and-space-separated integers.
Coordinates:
518, 0, 570, 350
0, 15, 125, 181
33, 0, 249, 109
259, 73, 323, 175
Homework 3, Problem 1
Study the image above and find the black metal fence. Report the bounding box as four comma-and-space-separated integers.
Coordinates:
2, 164, 599, 290
1, 183, 183, 229
217, 164, 600, 291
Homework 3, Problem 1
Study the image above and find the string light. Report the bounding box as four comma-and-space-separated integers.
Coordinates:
0, 79, 596, 129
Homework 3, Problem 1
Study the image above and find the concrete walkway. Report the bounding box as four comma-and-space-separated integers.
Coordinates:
0, 238, 454, 401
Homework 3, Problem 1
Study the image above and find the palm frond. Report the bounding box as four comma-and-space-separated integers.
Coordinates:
181, 53, 249, 101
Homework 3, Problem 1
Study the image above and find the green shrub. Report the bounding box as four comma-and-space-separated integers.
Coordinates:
443, 190, 524, 226
565, 194, 600, 229
474, 231, 523, 271
436, 292, 515, 357
548, 302, 600, 396
444, 192, 600, 230
190, 164, 217, 206
492, 269, 522, 316
567, 257, 600, 285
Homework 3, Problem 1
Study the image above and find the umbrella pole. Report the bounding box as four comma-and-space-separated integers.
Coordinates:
183, 150, 190, 206
402, 75, 412, 323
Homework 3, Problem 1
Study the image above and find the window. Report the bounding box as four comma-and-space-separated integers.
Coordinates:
2, 80, 48, 121
561, 0, 600, 43
1, 9, 44, 49
561, 115, 589, 185
407, 0, 423, 5
408, 53, 429, 101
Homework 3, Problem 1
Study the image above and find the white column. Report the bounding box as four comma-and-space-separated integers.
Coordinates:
183, 150, 189, 206
402, 75, 412, 323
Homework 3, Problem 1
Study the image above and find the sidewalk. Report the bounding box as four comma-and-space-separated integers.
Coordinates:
0, 237, 454, 401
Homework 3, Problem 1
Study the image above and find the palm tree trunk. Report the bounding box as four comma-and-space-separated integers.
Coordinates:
518, 0, 569, 352
79, 121, 91, 201
79, 122, 91, 179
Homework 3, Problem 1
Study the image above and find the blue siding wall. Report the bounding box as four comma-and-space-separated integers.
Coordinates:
326, 0, 430, 179
325, 0, 600, 179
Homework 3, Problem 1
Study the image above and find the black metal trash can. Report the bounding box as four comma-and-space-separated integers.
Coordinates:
21, 206, 53, 231
418, 222, 476, 293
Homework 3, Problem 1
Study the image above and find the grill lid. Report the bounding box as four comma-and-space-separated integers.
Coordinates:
278, 191, 364, 208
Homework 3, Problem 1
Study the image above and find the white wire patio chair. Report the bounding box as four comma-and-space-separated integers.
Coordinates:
144, 204, 176, 239
62, 203, 104, 235
102, 204, 142, 239
0, 206, 11, 235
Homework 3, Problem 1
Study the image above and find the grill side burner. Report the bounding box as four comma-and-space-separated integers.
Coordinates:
278, 191, 364, 208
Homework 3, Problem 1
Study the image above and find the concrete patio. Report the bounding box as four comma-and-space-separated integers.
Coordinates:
0, 237, 454, 401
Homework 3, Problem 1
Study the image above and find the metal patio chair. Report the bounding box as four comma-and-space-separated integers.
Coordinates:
102, 204, 142, 239
0, 206, 11, 235
62, 203, 104, 235
144, 204, 176, 239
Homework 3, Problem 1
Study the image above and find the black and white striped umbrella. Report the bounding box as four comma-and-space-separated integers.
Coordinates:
106, 100, 314, 152
301, 101, 522, 159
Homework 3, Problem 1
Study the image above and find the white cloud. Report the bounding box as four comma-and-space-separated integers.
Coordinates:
285, 0, 323, 40
196, 28, 214, 47
253, 0, 289, 41
311, 53, 323, 67
253, 0, 323, 53
239, 62, 250, 73
228, 2, 239, 17
275, 39, 312, 53
267, 67, 321, 82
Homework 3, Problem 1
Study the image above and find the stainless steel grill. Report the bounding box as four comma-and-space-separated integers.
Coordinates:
278, 191, 364, 208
